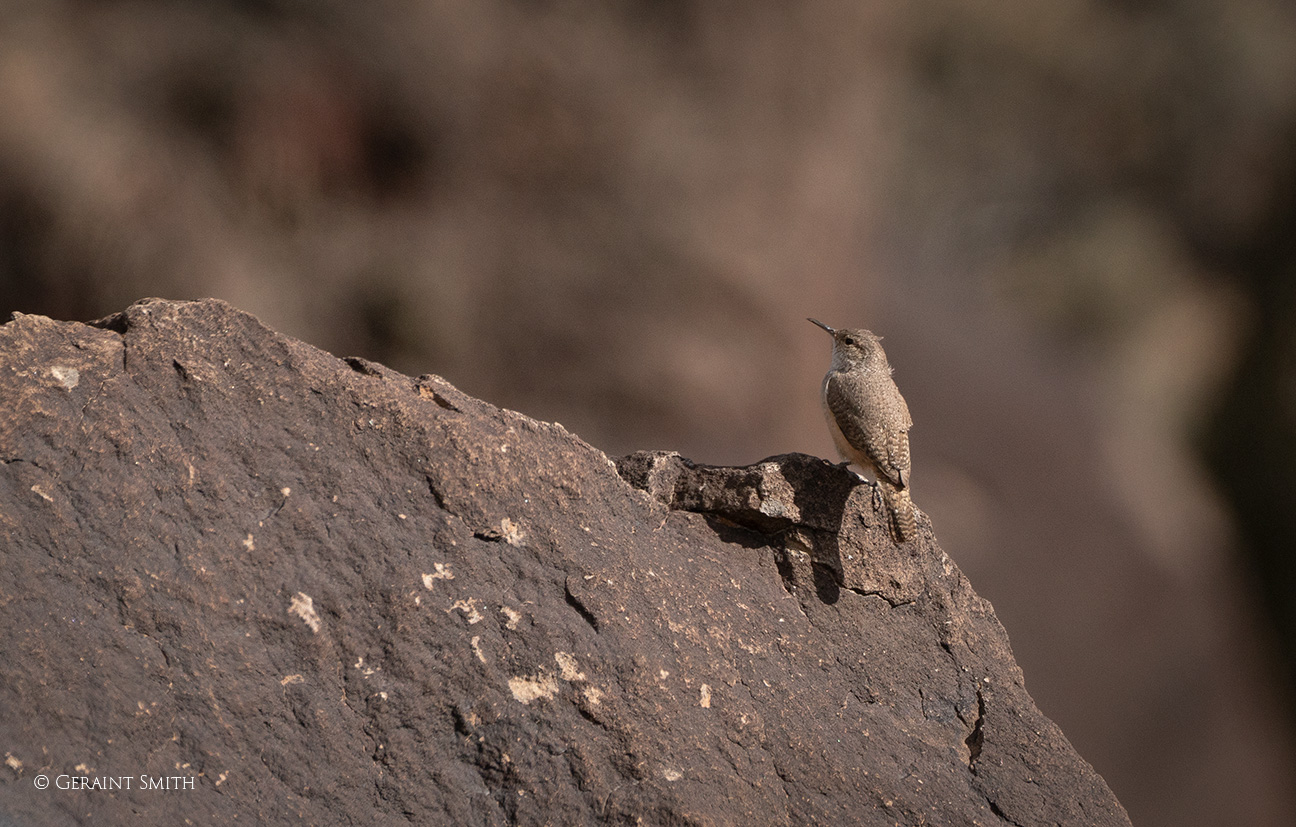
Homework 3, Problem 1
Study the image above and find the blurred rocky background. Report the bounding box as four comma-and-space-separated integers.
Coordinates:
1, 1, 1294, 824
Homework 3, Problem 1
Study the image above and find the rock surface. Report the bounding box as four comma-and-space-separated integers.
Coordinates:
0, 299, 1129, 826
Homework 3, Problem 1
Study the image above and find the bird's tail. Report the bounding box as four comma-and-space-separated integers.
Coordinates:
879, 481, 916, 542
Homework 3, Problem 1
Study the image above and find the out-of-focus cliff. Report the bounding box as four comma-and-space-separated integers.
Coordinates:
1, 4, 1294, 824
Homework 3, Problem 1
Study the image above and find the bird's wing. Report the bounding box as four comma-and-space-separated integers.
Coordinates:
825, 373, 908, 489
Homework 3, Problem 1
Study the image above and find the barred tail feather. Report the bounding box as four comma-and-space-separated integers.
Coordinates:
880, 482, 916, 542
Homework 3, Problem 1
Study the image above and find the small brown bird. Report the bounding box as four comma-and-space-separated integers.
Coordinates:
809, 318, 916, 541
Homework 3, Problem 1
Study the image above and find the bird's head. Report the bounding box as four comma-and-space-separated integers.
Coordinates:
808, 318, 884, 369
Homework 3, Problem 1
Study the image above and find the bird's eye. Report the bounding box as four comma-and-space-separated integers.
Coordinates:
843, 337, 855, 346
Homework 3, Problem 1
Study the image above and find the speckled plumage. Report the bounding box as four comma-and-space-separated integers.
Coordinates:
809, 319, 916, 541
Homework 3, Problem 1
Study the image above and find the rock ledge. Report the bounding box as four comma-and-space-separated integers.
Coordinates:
0, 299, 1129, 825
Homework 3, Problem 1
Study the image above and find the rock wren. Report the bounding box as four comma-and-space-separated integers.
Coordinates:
809, 318, 916, 541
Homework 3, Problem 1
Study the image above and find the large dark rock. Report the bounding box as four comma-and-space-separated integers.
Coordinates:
0, 299, 1129, 826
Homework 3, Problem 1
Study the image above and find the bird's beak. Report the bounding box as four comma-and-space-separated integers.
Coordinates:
807, 318, 835, 335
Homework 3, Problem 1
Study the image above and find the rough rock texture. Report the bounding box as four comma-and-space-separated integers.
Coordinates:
0, 299, 1129, 826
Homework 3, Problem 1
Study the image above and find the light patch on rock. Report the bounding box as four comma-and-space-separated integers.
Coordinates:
700, 684, 712, 708
508, 674, 559, 705
242, 534, 255, 551
471, 635, 487, 663
289, 592, 321, 633
500, 517, 524, 545
50, 365, 79, 390
447, 598, 483, 624
5, 753, 22, 771
582, 686, 604, 706
662, 768, 683, 782
500, 606, 522, 629
280, 674, 304, 686
555, 651, 585, 681
422, 563, 454, 588
759, 498, 788, 518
